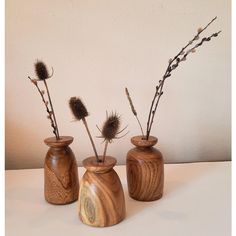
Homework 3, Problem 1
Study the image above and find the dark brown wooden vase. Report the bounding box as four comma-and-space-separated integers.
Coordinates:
78, 156, 126, 227
126, 135, 164, 201
44, 136, 79, 205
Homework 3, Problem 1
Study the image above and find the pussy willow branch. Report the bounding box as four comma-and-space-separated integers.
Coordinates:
28, 76, 58, 138
146, 17, 220, 140
43, 80, 60, 139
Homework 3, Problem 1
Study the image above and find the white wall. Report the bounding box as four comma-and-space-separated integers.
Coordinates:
6, 0, 231, 169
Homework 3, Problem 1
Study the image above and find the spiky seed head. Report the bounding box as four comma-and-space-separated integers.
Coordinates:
69, 97, 88, 120
35, 61, 49, 80
102, 113, 120, 142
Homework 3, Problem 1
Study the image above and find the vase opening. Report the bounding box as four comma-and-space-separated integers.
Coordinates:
44, 136, 73, 148
83, 156, 117, 173
131, 135, 158, 148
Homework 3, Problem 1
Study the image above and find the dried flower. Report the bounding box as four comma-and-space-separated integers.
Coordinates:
125, 88, 137, 116
69, 97, 89, 120
35, 61, 50, 80
101, 112, 120, 142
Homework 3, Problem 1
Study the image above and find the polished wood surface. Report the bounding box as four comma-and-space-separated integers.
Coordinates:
44, 136, 79, 205
79, 156, 126, 227
126, 135, 164, 201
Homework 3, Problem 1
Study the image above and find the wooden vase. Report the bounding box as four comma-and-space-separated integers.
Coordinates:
44, 136, 79, 205
126, 135, 164, 201
78, 156, 126, 227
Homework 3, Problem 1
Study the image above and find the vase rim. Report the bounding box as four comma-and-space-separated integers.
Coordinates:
83, 156, 117, 173
44, 136, 73, 147
131, 135, 158, 147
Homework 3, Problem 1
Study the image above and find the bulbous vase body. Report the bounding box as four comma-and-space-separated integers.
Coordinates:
78, 156, 126, 227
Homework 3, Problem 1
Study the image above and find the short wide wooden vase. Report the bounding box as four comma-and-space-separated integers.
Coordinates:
126, 135, 164, 201
44, 136, 79, 205
78, 156, 126, 227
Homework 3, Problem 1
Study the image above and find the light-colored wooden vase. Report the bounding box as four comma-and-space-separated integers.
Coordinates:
44, 136, 79, 205
78, 156, 126, 227
126, 135, 164, 201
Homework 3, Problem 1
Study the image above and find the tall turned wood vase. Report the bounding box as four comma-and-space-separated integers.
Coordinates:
44, 136, 79, 205
78, 156, 126, 227
126, 135, 164, 201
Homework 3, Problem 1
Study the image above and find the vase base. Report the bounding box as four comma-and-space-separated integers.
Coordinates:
45, 197, 78, 205
129, 193, 163, 202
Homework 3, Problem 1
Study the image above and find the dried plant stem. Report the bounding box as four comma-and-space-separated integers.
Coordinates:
125, 88, 144, 137
28, 76, 58, 139
146, 17, 220, 140
135, 116, 144, 137
43, 80, 60, 139
82, 118, 100, 162
102, 141, 109, 162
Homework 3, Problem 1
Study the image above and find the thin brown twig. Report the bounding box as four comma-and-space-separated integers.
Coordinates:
28, 76, 58, 138
43, 80, 60, 139
145, 17, 220, 140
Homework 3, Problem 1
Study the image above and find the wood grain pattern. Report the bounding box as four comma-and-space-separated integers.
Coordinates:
78, 156, 126, 227
126, 136, 164, 201
44, 136, 79, 205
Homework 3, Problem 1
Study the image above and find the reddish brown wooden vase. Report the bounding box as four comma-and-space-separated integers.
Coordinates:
44, 136, 79, 205
126, 135, 164, 201
78, 156, 126, 227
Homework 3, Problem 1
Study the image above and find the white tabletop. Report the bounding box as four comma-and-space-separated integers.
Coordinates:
5, 161, 231, 236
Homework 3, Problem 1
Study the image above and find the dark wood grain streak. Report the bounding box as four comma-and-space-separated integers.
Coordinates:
126, 136, 164, 201
78, 156, 126, 227
44, 136, 79, 205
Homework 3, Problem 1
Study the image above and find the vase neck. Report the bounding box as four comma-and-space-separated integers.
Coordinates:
83, 156, 116, 173
44, 136, 73, 148
131, 135, 158, 148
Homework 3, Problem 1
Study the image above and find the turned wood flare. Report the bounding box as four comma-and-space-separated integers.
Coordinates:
44, 136, 79, 205
126, 135, 164, 201
78, 156, 126, 227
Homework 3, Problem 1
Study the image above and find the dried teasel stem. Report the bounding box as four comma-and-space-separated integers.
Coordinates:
125, 88, 144, 137
82, 118, 100, 162
145, 17, 221, 140
102, 141, 109, 162
28, 76, 58, 138
69, 97, 100, 162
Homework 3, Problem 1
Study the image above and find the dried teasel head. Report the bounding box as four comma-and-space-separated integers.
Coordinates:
101, 112, 121, 142
69, 97, 89, 121
35, 61, 51, 80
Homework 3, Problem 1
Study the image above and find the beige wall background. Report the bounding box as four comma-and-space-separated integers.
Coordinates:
6, 0, 231, 169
